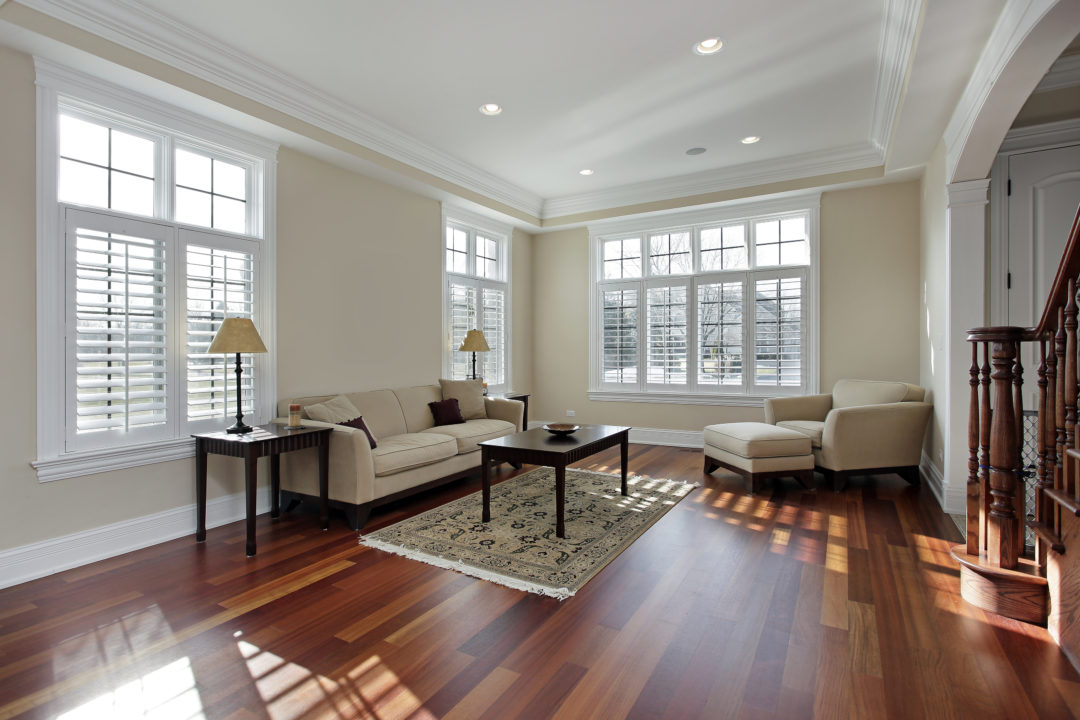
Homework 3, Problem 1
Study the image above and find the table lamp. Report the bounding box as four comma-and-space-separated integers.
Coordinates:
458, 329, 489, 380
207, 317, 267, 434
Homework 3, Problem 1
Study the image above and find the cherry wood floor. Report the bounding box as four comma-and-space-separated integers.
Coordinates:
2, 444, 1080, 719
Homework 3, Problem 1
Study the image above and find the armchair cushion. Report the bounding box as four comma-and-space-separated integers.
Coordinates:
776, 420, 824, 448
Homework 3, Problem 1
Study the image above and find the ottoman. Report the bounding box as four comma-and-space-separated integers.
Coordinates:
703, 422, 815, 494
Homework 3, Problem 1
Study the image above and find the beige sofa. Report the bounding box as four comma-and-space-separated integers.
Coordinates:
764, 379, 932, 491
276, 384, 523, 529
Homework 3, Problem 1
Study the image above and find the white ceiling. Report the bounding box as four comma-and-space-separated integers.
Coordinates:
4, 0, 1010, 220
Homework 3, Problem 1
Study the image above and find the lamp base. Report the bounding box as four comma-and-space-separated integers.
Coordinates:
226, 420, 254, 434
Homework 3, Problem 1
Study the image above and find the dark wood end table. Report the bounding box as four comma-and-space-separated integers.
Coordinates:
478, 424, 630, 538
193, 424, 332, 556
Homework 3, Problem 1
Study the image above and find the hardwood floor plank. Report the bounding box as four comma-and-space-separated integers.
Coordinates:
0, 446, 1077, 720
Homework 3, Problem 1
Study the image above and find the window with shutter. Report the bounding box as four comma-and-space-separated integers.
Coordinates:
589, 197, 817, 403
442, 208, 511, 393
35, 66, 277, 479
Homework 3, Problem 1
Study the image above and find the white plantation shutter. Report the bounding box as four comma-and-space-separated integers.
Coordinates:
184, 238, 257, 425
448, 281, 477, 380
754, 274, 804, 388
602, 287, 638, 384
646, 284, 688, 386
481, 286, 506, 386
698, 281, 743, 386
67, 212, 170, 451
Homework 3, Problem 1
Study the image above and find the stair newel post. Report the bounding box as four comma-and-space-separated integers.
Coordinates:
1037, 337, 1050, 566
968, 341, 981, 555
1066, 278, 1078, 496
984, 331, 1022, 569
981, 340, 992, 550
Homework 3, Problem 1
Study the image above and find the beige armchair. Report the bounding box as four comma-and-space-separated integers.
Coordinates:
764, 379, 932, 491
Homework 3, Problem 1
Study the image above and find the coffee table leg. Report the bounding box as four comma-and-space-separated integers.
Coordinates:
556, 463, 566, 539
621, 431, 629, 496
195, 439, 207, 542
482, 447, 491, 523
318, 435, 330, 531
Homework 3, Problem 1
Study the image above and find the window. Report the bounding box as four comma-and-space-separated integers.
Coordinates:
442, 207, 511, 393
589, 197, 819, 404
34, 61, 278, 480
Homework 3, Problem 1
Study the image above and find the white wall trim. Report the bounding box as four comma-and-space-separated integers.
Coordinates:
0, 488, 271, 590
630, 427, 704, 448
32, 438, 195, 482
544, 143, 878, 219
1035, 53, 1080, 93
920, 451, 947, 510
869, 0, 924, 155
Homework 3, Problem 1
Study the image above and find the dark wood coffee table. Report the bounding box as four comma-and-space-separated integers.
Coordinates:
478, 424, 631, 538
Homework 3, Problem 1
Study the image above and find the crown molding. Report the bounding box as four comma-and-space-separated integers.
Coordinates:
1035, 52, 1080, 92
17, 0, 545, 217
946, 178, 990, 207
943, 0, 1059, 183
542, 142, 880, 218
869, 0, 923, 154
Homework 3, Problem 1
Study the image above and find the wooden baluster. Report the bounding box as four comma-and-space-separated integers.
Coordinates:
981, 340, 992, 552
1067, 278, 1078, 496
988, 335, 1021, 569
968, 342, 980, 555
1014, 343, 1026, 553
1036, 338, 1049, 567
1057, 308, 1067, 495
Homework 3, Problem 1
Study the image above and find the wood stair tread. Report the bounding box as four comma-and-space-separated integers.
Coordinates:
949, 545, 1048, 585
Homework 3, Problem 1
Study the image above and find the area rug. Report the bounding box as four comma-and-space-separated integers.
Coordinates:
359, 468, 696, 600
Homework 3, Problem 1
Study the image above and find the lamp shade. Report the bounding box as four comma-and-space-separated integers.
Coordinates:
207, 318, 268, 354
458, 329, 490, 353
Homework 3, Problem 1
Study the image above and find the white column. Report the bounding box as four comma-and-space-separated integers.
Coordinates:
943, 179, 990, 513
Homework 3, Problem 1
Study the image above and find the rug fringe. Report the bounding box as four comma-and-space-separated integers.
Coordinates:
359, 537, 575, 601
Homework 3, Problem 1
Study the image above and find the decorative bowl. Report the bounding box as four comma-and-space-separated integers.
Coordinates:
543, 423, 580, 436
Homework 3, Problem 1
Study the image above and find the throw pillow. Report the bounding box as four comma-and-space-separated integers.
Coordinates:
339, 416, 377, 449
305, 394, 362, 424
429, 398, 465, 426
438, 378, 486, 420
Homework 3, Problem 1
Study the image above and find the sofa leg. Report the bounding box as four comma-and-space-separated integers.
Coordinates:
509, 461, 522, 470
281, 491, 301, 514
346, 503, 373, 532
794, 469, 814, 490
826, 470, 848, 492
704, 457, 719, 474
902, 466, 921, 486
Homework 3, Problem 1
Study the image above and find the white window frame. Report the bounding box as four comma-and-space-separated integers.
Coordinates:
440, 205, 512, 393
588, 195, 820, 406
33, 58, 278, 481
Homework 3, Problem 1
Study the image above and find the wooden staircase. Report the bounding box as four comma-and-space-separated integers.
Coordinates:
952, 201, 1080, 666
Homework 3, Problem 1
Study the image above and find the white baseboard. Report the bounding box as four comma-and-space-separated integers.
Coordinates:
920, 452, 947, 510
530, 421, 703, 448
0, 489, 270, 590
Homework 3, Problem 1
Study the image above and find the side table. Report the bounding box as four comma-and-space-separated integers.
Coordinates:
193, 424, 332, 556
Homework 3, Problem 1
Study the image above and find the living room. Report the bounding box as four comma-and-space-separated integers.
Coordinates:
2, 0, 1080, 718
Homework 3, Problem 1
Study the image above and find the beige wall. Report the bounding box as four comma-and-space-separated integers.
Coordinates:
531, 182, 922, 432
920, 140, 948, 476
0, 45, 533, 553
1012, 86, 1080, 128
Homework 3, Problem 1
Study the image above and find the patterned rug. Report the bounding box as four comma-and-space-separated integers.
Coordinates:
359, 467, 696, 600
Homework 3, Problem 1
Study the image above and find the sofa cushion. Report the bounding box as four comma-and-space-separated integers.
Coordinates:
339, 416, 377, 449
305, 394, 362, 423
439, 378, 487, 420
832, 380, 923, 409
704, 422, 812, 459
429, 398, 465, 426
420, 418, 514, 454
372, 433, 457, 476
777, 420, 824, 448
393, 385, 442, 432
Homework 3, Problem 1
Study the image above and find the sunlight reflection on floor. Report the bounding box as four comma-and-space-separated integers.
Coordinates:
56, 656, 205, 720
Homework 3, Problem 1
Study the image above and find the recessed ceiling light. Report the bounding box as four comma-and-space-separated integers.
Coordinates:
693, 38, 723, 55
579, 168, 594, 176
741, 136, 760, 144
686, 147, 707, 155
479, 103, 503, 116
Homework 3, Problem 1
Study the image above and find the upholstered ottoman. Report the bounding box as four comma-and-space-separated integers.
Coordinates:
703, 422, 815, 494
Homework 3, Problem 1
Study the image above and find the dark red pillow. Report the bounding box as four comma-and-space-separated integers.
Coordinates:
429, 398, 465, 426
339, 416, 377, 448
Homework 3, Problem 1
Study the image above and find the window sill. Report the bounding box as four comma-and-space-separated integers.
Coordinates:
33, 437, 196, 482
587, 390, 803, 407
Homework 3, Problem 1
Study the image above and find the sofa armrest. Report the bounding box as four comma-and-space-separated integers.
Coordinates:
764, 394, 832, 424
818, 402, 933, 471
485, 398, 524, 431
273, 418, 377, 505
